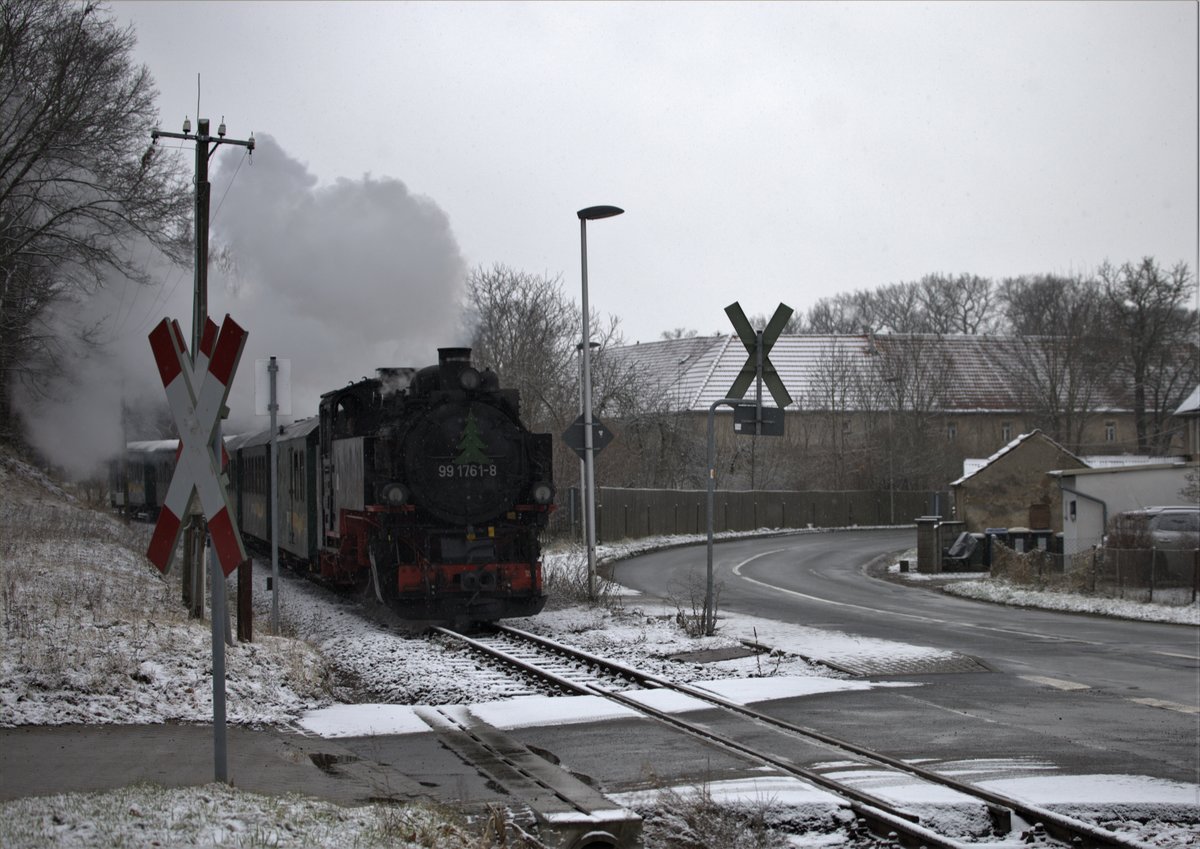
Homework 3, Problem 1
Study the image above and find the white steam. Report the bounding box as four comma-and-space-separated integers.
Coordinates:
15, 134, 468, 478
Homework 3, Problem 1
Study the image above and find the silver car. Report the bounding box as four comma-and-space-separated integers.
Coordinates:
1109, 506, 1200, 578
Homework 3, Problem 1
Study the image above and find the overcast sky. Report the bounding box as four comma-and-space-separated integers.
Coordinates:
109, 0, 1197, 342
25, 1, 1198, 473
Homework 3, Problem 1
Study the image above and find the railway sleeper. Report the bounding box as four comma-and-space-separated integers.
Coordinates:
414, 706, 642, 849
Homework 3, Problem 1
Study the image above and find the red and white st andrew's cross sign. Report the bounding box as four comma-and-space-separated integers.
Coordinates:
146, 315, 248, 578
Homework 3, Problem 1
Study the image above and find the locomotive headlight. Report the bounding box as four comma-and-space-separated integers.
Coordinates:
531, 482, 554, 505
380, 482, 409, 506
459, 367, 481, 391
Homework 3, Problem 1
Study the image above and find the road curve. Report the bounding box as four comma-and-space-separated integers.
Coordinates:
610, 529, 1199, 782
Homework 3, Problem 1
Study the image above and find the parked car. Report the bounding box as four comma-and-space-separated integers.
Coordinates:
1106, 506, 1199, 578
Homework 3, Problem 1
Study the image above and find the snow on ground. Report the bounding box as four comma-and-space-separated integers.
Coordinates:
0, 784, 494, 849
882, 553, 1200, 626
3, 450, 1198, 847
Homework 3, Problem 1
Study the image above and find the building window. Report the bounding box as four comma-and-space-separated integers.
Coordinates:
947, 422, 957, 441
1001, 422, 1012, 442
1105, 421, 1116, 442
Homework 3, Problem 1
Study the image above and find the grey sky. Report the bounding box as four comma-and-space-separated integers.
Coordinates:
111, 0, 1197, 343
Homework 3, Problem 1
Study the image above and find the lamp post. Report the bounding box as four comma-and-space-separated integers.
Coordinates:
577, 204, 624, 601
576, 341, 599, 543
885, 374, 899, 524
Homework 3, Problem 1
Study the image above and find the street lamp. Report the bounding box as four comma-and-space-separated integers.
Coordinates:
885, 374, 899, 524
576, 341, 599, 543
578, 204, 624, 600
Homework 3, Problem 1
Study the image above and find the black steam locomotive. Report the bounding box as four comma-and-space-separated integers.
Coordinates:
305, 347, 554, 622
118, 348, 554, 625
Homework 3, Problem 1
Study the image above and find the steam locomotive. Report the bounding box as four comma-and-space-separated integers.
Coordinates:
116, 348, 555, 625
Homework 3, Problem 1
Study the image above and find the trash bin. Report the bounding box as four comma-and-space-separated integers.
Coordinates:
983, 528, 1008, 567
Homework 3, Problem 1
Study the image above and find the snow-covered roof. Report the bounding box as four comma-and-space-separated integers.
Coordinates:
607, 334, 1134, 414
949, 429, 1086, 487
1079, 455, 1188, 469
236, 417, 320, 450
1175, 385, 1200, 417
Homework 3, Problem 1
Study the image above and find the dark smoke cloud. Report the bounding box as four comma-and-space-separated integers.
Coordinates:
17, 134, 468, 478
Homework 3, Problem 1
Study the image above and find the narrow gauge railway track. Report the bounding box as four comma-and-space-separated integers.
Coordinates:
436, 624, 1156, 849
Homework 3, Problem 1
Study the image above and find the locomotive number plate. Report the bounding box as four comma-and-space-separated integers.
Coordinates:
439, 463, 499, 478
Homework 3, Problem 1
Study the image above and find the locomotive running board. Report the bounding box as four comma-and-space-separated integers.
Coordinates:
414, 706, 641, 849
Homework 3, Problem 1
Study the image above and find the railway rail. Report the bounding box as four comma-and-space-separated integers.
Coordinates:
435, 624, 1158, 849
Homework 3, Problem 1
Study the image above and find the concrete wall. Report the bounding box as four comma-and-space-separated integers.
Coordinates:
1057, 463, 1199, 556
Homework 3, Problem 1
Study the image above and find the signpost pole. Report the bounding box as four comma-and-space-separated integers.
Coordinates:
269, 357, 280, 634
210, 533, 227, 782
705, 301, 794, 636
706, 397, 740, 636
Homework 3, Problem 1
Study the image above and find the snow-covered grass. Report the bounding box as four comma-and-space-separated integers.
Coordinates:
882, 551, 1200, 626
0, 784, 509, 849
0, 500, 334, 728
2, 449, 1197, 848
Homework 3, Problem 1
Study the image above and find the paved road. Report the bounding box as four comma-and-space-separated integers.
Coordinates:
605, 529, 1200, 783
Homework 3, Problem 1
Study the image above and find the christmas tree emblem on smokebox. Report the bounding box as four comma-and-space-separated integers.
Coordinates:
454, 410, 491, 465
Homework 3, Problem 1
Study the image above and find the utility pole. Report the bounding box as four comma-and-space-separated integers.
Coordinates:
151, 116, 254, 618
150, 115, 254, 785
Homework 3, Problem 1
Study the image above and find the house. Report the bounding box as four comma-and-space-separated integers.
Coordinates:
1051, 461, 1198, 556
948, 430, 1088, 533
604, 333, 1167, 492
1176, 385, 1200, 460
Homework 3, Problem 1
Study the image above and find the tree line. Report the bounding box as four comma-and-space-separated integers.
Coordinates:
781, 263, 1198, 458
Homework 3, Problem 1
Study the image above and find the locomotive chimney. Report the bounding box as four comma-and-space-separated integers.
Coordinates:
438, 347, 473, 384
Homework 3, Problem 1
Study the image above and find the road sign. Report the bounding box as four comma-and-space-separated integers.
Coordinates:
725, 301, 793, 408
733, 402, 785, 437
562, 413, 615, 461
146, 314, 248, 578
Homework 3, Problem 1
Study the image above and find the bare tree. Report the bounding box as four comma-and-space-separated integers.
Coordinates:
660, 327, 700, 340
1098, 258, 1199, 453
997, 274, 1109, 451
804, 275, 999, 336
918, 273, 999, 335
0, 0, 190, 442
869, 335, 957, 490
465, 264, 579, 434
803, 342, 874, 488
803, 293, 869, 334
745, 311, 804, 335
871, 282, 928, 334
464, 263, 638, 492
